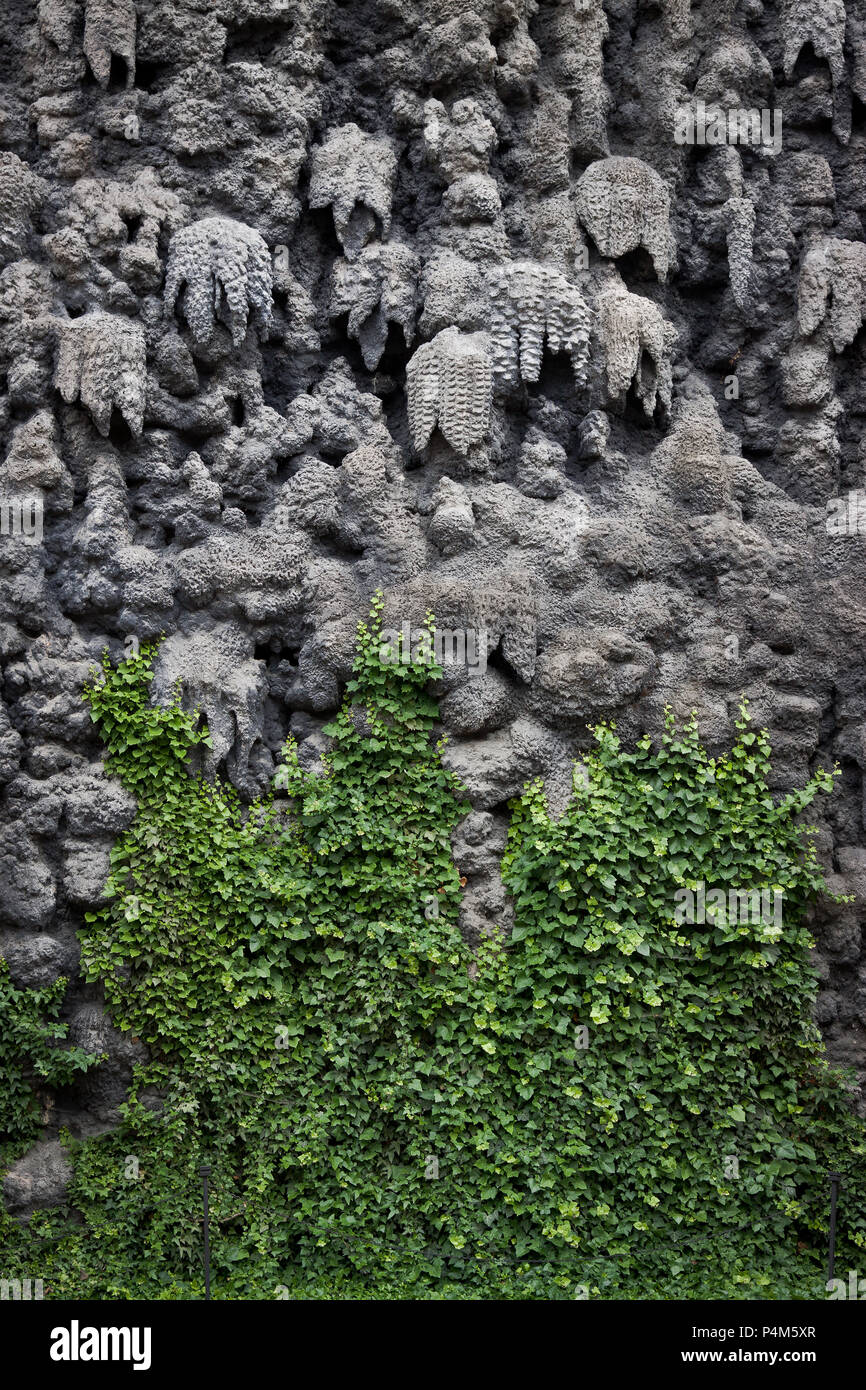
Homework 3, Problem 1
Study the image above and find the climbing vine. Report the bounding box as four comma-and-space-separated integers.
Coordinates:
0, 595, 864, 1299
0, 963, 98, 1166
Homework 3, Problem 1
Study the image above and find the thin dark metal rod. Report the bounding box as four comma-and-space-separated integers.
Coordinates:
827, 1172, 840, 1284
200, 1165, 212, 1301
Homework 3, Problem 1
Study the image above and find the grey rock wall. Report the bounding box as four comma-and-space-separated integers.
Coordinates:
2, 0, 866, 1192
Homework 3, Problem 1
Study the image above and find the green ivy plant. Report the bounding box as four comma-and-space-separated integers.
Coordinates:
0, 961, 100, 1165
0, 594, 863, 1299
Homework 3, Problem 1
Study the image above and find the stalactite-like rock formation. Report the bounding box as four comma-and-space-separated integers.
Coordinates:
576, 157, 675, 281
406, 326, 492, 456
597, 277, 677, 417
83, 0, 137, 88
780, 0, 848, 140
547, 0, 610, 161
723, 196, 755, 311
329, 241, 418, 370
164, 216, 273, 348
308, 123, 397, 260
54, 312, 146, 438
798, 237, 866, 353
151, 622, 267, 797
714, 150, 755, 313
487, 261, 591, 389
0, 153, 47, 266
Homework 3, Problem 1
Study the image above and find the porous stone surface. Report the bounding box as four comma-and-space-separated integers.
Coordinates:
2, 1138, 73, 1214
2, 0, 866, 1201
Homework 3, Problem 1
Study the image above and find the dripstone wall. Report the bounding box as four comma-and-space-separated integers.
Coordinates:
2, 0, 866, 1213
